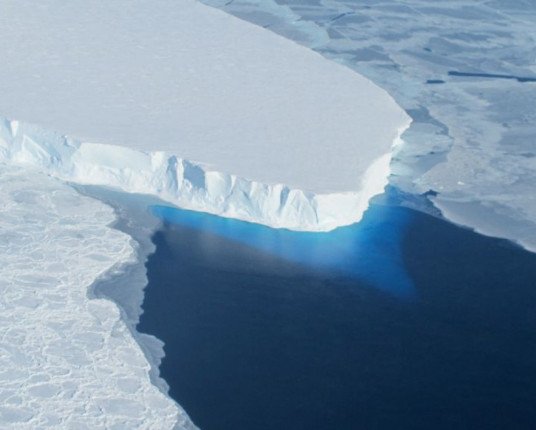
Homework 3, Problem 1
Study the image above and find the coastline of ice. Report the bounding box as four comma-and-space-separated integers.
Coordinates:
0, 1, 412, 427
200, 0, 536, 252
0, 166, 196, 429
0, 0, 410, 232
0, 118, 407, 232
2, 0, 534, 428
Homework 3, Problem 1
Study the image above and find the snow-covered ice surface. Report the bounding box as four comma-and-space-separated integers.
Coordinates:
0, 0, 410, 231
0, 166, 195, 429
200, 0, 536, 251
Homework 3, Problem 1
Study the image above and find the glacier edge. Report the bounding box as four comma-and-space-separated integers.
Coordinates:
0, 118, 409, 231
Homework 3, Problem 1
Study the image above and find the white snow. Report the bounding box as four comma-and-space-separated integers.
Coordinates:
0, 0, 410, 231
0, 165, 196, 429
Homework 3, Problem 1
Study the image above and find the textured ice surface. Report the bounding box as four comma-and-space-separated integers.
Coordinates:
201, 0, 536, 251
0, 119, 399, 231
0, 0, 409, 231
0, 166, 195, 429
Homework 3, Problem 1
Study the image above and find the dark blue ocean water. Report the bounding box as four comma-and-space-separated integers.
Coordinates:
138, 193, 536, 430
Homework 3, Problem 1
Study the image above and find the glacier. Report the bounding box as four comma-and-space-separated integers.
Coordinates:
0, 0, 533, 428
0, 0, 410, 231
0, 118, 405, 232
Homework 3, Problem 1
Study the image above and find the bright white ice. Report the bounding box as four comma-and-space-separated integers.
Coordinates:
0, 0, 409, 231
0, 166, 195, 429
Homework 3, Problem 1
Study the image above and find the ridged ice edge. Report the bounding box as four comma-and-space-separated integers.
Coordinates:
0, 117, 409, 231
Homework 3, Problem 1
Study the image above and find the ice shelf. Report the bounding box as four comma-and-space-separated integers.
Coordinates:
0, 0, 410, 231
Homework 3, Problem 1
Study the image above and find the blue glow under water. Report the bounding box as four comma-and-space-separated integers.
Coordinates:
151, 196, 414, 298
139, 194, 536, 430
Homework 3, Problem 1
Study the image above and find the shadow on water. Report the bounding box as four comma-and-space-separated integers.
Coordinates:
139, 190, 536, 430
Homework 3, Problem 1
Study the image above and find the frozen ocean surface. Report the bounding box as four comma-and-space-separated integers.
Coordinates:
201, 0, 536, 251
0, 166, 195, 429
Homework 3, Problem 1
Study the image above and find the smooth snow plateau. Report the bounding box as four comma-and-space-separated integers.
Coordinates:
0, 0, 410, 231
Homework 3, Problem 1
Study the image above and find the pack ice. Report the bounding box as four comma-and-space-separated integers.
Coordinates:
0, 166, 196, 429
0, 0, 409, 231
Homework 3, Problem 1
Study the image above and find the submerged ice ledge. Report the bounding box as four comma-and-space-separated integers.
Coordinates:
0, 118, 408, 231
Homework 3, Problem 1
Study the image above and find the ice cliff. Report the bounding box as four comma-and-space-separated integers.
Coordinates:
0, 0, 410, 231
0, 119, 407, 231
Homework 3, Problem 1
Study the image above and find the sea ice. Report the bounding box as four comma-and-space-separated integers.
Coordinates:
0, 166, 196, 429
